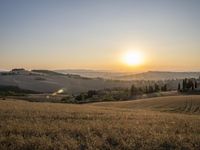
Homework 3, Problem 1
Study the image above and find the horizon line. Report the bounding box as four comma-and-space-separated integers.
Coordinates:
1, 68, 200, 73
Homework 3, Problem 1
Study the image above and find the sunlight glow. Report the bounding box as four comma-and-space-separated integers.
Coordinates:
122, 51, 144, 66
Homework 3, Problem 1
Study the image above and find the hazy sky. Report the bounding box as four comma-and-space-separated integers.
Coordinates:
0, 0, 200, 72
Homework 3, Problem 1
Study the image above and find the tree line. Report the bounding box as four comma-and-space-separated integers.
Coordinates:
130, 83, 167, 96
178, 78, 198, 92
74, 83, 168, 102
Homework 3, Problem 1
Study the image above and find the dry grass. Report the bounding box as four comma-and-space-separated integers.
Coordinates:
0, 96, 200, 150
91, 95, 200, 114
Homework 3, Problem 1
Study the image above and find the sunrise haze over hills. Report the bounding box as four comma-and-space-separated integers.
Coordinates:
1, 1, 200, 149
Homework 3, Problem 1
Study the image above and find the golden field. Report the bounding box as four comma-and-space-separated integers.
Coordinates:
0, 95, 200, 150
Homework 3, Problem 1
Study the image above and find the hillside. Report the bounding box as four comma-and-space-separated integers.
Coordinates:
1, 69, 198, 95
0, 96, 200, 149
91, 95, 200, 114
56, 70, 200, 80
0, 69, 132, 94
117, 71, 200, 80
56, 69, 130, 79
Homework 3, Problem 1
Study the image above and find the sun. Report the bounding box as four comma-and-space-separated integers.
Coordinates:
122, 51, 144, 66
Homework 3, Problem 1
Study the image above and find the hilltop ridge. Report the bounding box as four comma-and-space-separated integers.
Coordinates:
57, 69, 200, 80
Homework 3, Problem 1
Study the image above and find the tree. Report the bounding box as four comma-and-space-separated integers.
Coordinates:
192, 81, 194, 90
75, 93, 85, 101
154, 83, 160, 92
195, 81, 198, 89
130, 84, 137, 96
161, 84, 167, 91
145, 86, 149, 93
182, 79, 186, 91
148, 85, 154, 93
182, 78, 196, 92
87, 90, 97, 98
187, 79, 194, 90
178, 83, 181, 92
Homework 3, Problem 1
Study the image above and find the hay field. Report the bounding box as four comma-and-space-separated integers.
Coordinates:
0, 96, 200, 150
91, 95, 200, 114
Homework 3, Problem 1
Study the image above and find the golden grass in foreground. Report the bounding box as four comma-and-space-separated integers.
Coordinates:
0, 96, 200, 150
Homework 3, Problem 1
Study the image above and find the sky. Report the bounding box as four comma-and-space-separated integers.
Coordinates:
0, 0, 200, 72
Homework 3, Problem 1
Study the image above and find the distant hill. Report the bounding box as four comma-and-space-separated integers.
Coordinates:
1, 69, 198, 94
56, 69, 130, 79
0, 69, 133, 94
0, 69, 8, 72
32, 70, 93, 79
32, 70, 66, 76
114, 71, 200, 80
56, 70, 200, 80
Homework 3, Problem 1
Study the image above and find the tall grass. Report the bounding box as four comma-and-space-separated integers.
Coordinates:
0, 99, 200, 150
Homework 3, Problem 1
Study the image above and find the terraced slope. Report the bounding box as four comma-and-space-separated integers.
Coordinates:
91, 95, 200, 114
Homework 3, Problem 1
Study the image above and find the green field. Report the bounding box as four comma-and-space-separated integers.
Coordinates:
1, 95, 200, 150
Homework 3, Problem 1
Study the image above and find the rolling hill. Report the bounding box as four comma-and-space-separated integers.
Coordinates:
117, 71, 200, 80
57, 70, 200, 80
1, 69, 195, 95
0, 69, 132, 94
56, 69, 130, 79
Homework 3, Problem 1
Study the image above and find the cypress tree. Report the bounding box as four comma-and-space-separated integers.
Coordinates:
154, 83, 160, 92
195, 81, 198, 89
149, 85, 154, 93
182, 79, 186, 91
130, 84, 137, 96
178, 83, 181, 91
